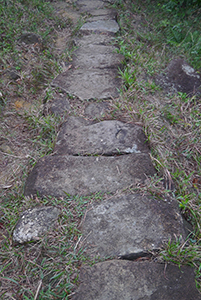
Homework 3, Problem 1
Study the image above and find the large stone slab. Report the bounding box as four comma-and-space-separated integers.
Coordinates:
78, 0, 105, 12
88, 8, 117, 22
52, 68, 121, 100
72, 44, 123, 69
55, 117, 150, 155
72, 260, 201, 300
74, 34, 113, 47
24, 154, 155, 197
80, 20, 119, 34
80, 194, 186, 257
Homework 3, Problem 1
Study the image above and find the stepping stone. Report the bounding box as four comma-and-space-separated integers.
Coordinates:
88, 8, 117, 22
74, 34, 113, 47
72, 260, 201, 300
49, 98, 70, 115
80, 193, 186, 257
24, 153, 155, 197
80, 20, 120, 34
52, 68, 121, 100
78, 0, 105, 12
72, 44, 123, 69
13, 206, 60, 243
55, 117, 150, 155
84, 102, 110, 119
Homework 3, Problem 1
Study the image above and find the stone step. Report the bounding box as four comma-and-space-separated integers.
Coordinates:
72, 260, 201, 300
72, 43, 123, 69
80, 19, 120, 34
54, 117, 150, 155
52, 67, 121, 100
24, 153, 155, 197
80, 193, 186, 257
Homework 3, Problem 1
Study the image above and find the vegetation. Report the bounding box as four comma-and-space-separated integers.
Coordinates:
112, 0, 201, 290
0, 0, 200, 298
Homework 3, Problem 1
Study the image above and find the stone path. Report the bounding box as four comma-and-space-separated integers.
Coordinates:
15, 0, 201, 299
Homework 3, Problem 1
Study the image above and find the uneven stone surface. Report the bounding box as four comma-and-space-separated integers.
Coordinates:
81, 194, 186, 257
55, 117, 150, 155
155, 58, 201, 96
80, 19, 120, 34
20, 0, 200, 297
78, 0, 105, 12
72, 260, 201, 300
52, 67, 121, 100
49, 98, 70, 115
72, 44, 123, 69
24, 153, 155, 197
74, 34, 113, 47
18, 32, 42, 45
13, 206, 60, 243
84, 102, 110, 118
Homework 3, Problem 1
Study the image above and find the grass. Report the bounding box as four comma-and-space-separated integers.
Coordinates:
0, 0, 201, 298
0, 192, 104, 299
111, 0, 201, 289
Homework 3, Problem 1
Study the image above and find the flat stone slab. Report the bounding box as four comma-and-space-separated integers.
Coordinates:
24, 154, 155, 197
80, 194, 186, 257
55, 117, 150, 155
13, 206, 60, 243
78, 0, 105, 12
74, 34, 113, 47
73, 260, 201, 300
72, 44, 123, 69
80, 20, 119, 34
52, 68, 121, 100
88, 8, 117, 22
84, 102, 110, 119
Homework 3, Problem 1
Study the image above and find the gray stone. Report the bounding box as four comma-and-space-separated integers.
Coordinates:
72, 44, 123, 69
54, 117, 150, 155
49, 98, 70, 115
18, 32, 41, 45
84, 102, 110, 118
24, 153, 155, 197
80, 194, 186, 257
74, 34, 113, 47
80, 20, 120, 34
155, 59, 201, 96
78, 0, 105, 12
72, 260, 201, 300
13, 206, 60, 243
88, 8, 117, 22
52, 68, 122, 100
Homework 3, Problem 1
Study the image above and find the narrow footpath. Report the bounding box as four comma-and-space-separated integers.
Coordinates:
13, 1, 201, 299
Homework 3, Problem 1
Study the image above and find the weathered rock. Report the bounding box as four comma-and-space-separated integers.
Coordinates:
72, 44, 123, 69
72, 260, 201, 300
52, 68, 122, 100
49, 98, 70, 115
84, 102, 110, 118
80, 194, 186, 257
18, 32, 42, 45
13, 206, 60, 243
78, 0, 105, 12
80, 20, 120, 34
88, 8, 117, 22
24, 154, 155, 197
55, 117, 150, 155
74, 34, 113, 47
155, 59, 201, 96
